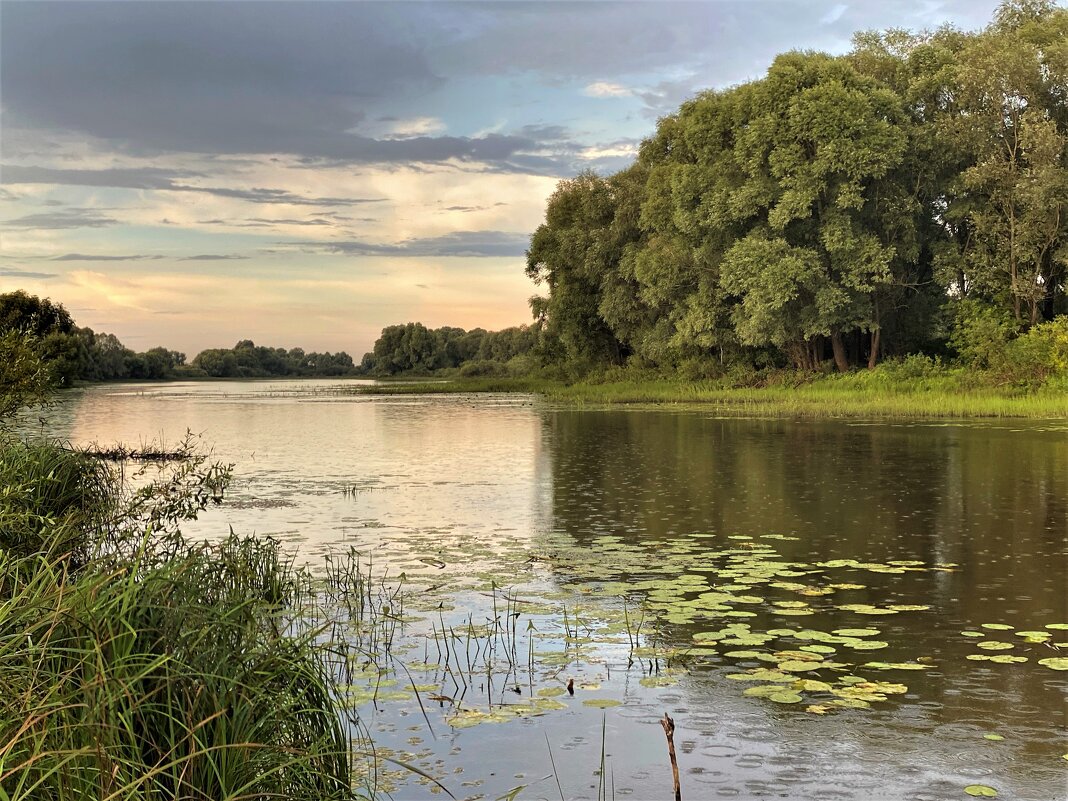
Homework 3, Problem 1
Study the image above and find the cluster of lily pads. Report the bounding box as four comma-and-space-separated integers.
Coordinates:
306, 522, 1068, 799
321, 524, 1068, 726
961, 623, 1068, 669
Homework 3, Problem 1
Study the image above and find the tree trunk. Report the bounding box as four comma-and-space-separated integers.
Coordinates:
831, 332, 850, 373
868, 328, 881, 370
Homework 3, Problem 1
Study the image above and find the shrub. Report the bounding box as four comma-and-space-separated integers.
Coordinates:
949, 300, 1016, 370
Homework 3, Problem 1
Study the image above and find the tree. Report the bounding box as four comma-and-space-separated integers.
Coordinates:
0, 291, 74, 338
526, 171, 631, 366
948, 1, 1068, 323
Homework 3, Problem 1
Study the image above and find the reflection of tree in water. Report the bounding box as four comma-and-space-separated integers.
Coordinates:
544, 412, 1065, 571
538, 411, 1067, 749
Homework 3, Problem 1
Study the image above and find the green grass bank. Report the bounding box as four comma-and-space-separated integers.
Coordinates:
358, 371, 1068, 419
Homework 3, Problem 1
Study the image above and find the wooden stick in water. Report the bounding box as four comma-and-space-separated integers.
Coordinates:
660, 712, 681, 801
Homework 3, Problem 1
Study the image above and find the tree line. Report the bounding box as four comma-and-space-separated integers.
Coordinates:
525, 1, 1067, 375
358, 322, 539, 376
0, 291, 356, 382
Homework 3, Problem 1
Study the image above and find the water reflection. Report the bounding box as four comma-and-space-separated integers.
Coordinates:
542, 410, 1068, 798
22, 384, 1068, 800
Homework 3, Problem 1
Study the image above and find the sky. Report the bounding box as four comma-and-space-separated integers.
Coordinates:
0, 0, 1004, 357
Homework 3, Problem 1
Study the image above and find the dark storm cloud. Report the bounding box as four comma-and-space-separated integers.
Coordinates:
308, 230, 529, 259
3, 209, 117, 229
0, 1, 1002, 172
1, 165, 384, 206
1, 3, 440, 157
427, 1, 1001, 95
0, 3, 580, 170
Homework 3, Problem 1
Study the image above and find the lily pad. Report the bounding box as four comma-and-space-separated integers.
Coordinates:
639, 675, 679, 688
828, 697, 870, 709
1015, 630, 1051, 642
582, 698, 622, 708
834, 628, 880, 637
963, 785, 998, 798
777, 660, 824, 672
534, 687, 568, 700
983, 734, 1004, 741
1037, 657, 1068, 671
976, 641, 1014, 651
847, 640, 889, 651
980, 623, 1013, 631
742, 684, 789, 698
767, 691, 804, 704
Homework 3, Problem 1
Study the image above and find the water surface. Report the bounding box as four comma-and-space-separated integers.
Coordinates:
31, 381, 1068, 800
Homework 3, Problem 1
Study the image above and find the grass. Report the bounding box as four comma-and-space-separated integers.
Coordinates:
0, 438, 371, 801
354, 371, 1068, 419
0, 538, 357, 801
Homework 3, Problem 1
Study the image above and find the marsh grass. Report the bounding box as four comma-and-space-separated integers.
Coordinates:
358, 371, 1068, 418
0, 437, 115, 568
0, 436, 380, 801
0, 533, 364, 801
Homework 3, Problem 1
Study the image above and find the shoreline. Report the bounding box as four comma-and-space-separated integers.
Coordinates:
351, 376, 1068, 420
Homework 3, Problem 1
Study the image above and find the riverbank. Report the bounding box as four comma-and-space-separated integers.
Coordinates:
355, 373, 1068, 419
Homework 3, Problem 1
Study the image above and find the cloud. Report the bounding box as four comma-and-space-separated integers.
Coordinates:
584, 81, 633, 98
179, 254, 250, 261
820, 4, 849, 25
3, 209, 117, 229
363, 116, 448, 139
53, 253, 166, 261
198, 217, 336, 228
306, 230, 530, 259
2, 165, 384, 206
0, 267, 58, 279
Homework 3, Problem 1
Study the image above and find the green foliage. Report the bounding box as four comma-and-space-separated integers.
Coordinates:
193, 340, 354, 378
0, 331, 54, 418
522, 1, 1068, 381
0, 438, 115, 568
0, 366, 356, 799
362, 322, 540, 376
949, 300, 1018, 369
0, 534, 356, 801
0, 290, 74, 338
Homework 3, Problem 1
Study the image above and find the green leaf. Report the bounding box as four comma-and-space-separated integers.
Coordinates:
963, 785, 998, 798
1037, 657, 1068, 671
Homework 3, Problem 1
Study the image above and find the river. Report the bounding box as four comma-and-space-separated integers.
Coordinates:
28, 380, 1068, 801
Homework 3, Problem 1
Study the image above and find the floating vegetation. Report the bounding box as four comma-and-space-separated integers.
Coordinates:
1037, 657, 1068, 671
964, 785, 999, 798
253, 518, 1067, 795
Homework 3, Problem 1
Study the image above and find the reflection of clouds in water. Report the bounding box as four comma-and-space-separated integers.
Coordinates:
58, 381, 549, 557
30, 382, 1068, 801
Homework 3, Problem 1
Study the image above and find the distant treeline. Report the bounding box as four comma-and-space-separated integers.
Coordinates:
523, 2, 1067, 377
0, 291, 356, 382
358, 322, 539, 376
